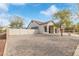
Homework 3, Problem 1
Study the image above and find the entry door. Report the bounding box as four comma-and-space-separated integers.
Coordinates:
49, 26, 53, 33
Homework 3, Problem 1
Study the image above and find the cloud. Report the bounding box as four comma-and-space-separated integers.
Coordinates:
0, 3, 10, 26
0, 3, 8, 13
40, 5, 58, 16
0, 3, 26, 26
0, 13, 11, 26
0, 13, 10, 19
0, 18, 9, 26
0, 3, 26, 14
11, 3, 26, 6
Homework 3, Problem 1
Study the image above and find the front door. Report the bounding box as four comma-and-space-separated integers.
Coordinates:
49, 26, 53, 33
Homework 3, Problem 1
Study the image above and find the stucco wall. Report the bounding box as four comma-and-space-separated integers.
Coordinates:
39, 22, 54, 34
7, 28, 39, 35
27, 21, 55, 34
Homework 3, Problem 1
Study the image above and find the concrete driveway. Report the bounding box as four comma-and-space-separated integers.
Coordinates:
4, 34, 79, 56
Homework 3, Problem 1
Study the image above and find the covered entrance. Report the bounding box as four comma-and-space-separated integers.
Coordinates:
49, 25, 54, 33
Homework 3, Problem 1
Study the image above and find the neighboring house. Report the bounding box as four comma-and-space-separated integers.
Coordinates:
27, 20, 60, 34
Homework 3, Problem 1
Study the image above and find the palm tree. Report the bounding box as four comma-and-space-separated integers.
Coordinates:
53, 9, 71, 36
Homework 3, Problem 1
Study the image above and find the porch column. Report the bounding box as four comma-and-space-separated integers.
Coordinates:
53, 27, 55, 34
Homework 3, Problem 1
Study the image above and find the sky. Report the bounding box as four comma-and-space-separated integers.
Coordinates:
0, 3, 79, 27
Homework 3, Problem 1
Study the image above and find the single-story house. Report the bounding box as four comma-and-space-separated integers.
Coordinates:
27, 20, 61, 34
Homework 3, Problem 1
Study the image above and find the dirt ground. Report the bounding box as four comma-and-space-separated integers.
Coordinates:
0, 33, 6, 56
4, 34, 79, 56
0, 39, 6, 56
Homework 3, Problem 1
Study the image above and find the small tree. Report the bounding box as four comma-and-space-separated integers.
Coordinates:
9, 16, 24, 29
76, 23, 79, 32
53, 9, 71, 36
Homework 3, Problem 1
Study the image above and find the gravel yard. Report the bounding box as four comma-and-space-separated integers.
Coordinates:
4, 34, 79, 56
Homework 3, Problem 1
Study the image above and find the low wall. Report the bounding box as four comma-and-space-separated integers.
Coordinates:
7, 28, 39, 35
74, 45, 79, 56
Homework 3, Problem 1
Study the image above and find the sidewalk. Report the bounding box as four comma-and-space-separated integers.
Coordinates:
71, 33, 79, 37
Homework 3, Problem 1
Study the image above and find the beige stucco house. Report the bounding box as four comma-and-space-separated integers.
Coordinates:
27, 20, 60, 34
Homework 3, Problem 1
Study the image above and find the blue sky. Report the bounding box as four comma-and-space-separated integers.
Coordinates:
0, 3, 79, 27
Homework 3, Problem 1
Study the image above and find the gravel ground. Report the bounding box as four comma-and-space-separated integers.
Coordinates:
4, 34, 79, 56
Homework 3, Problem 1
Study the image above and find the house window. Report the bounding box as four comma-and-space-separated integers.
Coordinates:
44, 26, 47, 32
31, 26, 38, 29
